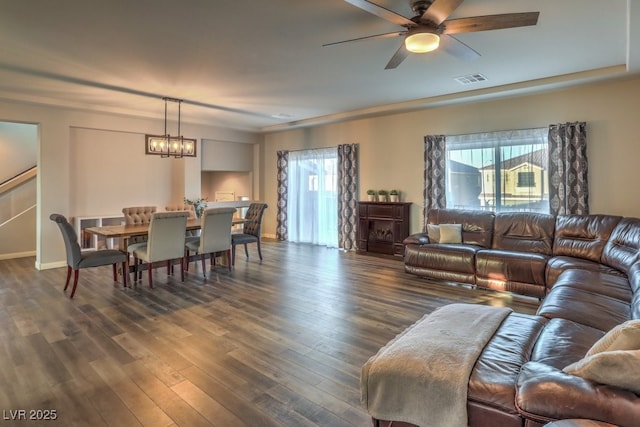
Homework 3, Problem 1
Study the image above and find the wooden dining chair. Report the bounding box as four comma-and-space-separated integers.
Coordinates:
231, 203, 268, 266
185, 207, 236, 276
130, 211, 189, 288
50, 213, 128, 298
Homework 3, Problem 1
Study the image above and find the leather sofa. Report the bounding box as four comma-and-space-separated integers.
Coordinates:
366, 210, 640, 427
403, 209, 637, 299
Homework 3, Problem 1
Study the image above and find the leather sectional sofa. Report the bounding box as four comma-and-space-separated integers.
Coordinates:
364, 209, 640, 427
403, 209, 637, 299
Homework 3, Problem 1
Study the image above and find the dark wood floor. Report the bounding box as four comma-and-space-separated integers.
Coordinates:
0, 241, 539, 426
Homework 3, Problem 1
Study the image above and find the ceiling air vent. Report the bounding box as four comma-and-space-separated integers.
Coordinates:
454, 73, 488, 85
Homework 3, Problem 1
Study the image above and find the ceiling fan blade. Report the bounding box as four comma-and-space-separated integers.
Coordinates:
442, 12, 540, 34
420, 0, 464, 25
323, 31, 405, 47
343, 0, 415, 27
439, 34, 480, 61
385, 44, 410, 69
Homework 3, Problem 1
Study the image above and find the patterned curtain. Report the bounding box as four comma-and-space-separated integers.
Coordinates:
423, 135, 447, 230
548, 122, 589, 215
338, 144, 358, 251
276, 150, 289, 241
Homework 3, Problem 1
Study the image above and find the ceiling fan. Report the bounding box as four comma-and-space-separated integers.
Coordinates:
325, 0, 540, 69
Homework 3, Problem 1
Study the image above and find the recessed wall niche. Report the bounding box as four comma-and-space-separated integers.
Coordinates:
200, 139, 254, 202
201, 171, 252, 202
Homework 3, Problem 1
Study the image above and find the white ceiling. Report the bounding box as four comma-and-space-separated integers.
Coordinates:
0, 0, 637, 132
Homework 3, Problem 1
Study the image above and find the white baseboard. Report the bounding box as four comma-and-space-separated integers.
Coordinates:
36, 260, 67, 270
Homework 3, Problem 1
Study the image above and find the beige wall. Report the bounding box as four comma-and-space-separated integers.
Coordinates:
201, 139, 254, 172
0, 99, 259, 268
70, 127, 188, 215
0, 122, 37, 258
3, 74, 640, 264
261, 75, 640, 237
0, 122, 37, 180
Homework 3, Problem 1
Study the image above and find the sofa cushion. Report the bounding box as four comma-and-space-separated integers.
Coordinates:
468, 313, 546, 417
537, 284, 631, 332
563, 349, 640, 395
516, 361, 640, 426
602, 217, 640, 275
629, 260, 640, 294
492, 212, 555, 255
475, 249, 548, 297
531, 318, 604, 370
546, 256, 623, 289
439, 224, 462, 243
427, 208, 495, 248
629, 262, 640, 320
585, 319, 640, 355
632, 293, 640, 321
551, 269, 633, 303
553, 214, 622, 262
426, 224, 440, 243
403, 244, 479, 285
403, 232, 429, 246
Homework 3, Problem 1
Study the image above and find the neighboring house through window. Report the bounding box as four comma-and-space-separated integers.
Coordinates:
446, 128, 549, 213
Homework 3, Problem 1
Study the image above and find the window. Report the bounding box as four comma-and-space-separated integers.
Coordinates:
517, 171, 535, 187
446, 128, 549, 213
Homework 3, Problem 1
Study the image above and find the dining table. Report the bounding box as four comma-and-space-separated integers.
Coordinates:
85, 218, 247, 250
84, 217, 248, 274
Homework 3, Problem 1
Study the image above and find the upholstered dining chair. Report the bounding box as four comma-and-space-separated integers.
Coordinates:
185, 207, 236, 276
165, 204, 199, 244
231, 203, 268, 266
122, 206, 157, 225
130, 211, 189, 288
165, 204, 196, 218
122, 206, 156, 253
50, 213, 128, 299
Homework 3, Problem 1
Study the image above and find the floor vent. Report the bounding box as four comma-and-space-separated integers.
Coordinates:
454, 73, 488, 85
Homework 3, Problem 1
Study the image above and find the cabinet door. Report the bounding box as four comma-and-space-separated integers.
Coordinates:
358, 219, 369, 251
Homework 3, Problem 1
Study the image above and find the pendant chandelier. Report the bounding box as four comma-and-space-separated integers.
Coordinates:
145, 97, 196, 158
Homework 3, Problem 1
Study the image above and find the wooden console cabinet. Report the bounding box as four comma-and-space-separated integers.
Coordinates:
357, 202, 411, 257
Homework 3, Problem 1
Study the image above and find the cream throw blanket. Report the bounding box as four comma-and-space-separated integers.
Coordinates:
361, 303, 512, 427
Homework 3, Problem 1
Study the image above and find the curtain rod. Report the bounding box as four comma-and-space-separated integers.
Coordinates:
278, 144, 355, 154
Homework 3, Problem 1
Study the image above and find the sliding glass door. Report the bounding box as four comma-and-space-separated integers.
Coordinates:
287, 148, 338, 247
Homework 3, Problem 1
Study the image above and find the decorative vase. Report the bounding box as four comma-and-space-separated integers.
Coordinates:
367, 195, 376, 201
378, 195, 388, 202
389, 195, 399, 202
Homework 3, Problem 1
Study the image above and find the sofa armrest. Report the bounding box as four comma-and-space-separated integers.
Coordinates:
403, 232, 430, 245
516, 362, 640, 427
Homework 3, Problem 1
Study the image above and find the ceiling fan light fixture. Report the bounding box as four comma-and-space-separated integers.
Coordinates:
405, 29, 440, 53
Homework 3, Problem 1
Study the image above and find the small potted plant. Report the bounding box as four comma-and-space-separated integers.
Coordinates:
366, 189, 377, 201
389, 189, 399, 202
377, 189, 388, 202
184, 196, 208, 219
